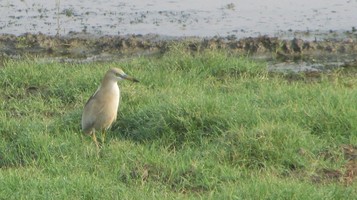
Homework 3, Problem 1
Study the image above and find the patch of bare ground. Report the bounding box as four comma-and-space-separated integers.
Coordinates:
311, 145, 357, 185
0, 33, 356, 64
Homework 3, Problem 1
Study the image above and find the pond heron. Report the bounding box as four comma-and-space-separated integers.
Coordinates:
81, 68, 139, 148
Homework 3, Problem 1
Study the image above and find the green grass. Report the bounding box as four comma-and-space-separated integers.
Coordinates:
0, 47, 356, 199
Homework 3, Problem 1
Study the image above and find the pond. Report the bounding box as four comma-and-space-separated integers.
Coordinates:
1, 0, 357, 39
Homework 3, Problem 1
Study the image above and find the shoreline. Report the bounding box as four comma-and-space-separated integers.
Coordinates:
1, 32, 356, 72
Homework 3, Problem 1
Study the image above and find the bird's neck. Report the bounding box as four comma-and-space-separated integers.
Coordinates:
101, 79, 119, 91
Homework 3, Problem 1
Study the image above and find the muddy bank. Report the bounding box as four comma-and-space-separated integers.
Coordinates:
0, 33, 357, 71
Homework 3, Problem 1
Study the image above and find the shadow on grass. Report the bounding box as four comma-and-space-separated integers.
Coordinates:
110, 102, 229, 149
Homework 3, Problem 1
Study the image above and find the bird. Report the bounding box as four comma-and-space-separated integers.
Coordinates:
81, 68, 139, 149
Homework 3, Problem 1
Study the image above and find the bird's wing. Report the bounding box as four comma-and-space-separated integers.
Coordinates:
84, 87, 100, 107
81, 87, 101, 134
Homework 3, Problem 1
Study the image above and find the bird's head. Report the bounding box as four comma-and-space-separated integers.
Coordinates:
106, 68, 139, 83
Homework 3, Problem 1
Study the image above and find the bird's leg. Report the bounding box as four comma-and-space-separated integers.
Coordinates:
101, 129, 106, 145
91, 132, 100, 151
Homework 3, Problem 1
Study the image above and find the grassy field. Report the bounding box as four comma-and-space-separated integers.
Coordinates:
0, 46, 357, 199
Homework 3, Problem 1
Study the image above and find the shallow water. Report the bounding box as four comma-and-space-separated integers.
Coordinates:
1, 0, 357, 38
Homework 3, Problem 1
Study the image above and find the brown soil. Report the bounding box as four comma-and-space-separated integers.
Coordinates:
0, 33, 356, 66
311, 145, 357, 185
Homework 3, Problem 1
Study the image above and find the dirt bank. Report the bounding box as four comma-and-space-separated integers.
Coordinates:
0, 33, 356, 71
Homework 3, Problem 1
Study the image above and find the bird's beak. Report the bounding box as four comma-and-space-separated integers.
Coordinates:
120, 74, 139, 82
